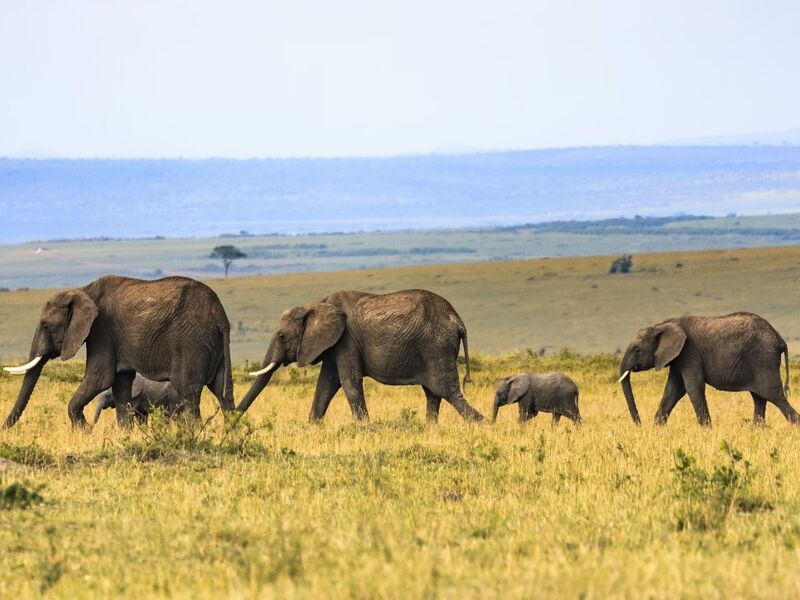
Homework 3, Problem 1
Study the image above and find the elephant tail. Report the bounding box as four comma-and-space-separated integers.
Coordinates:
459, 326, 473, 386
221, 324, 234, 410
784, 345, 790, 398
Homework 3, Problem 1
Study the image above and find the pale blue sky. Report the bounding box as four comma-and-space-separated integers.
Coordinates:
1, 0, 798, 158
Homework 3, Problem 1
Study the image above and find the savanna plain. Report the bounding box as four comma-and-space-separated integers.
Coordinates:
2, 246, 800, 598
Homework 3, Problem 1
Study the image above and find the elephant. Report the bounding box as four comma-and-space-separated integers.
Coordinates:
3, 275, 234, 428
492, 372, 580, 424
92, 374, 186, 426
618, 312, 798, 427
237, 289, 485, 423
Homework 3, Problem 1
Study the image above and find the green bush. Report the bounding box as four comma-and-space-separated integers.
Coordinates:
0, 442, 56, 468
0, 482, 44, 510
671, 441, 768, 532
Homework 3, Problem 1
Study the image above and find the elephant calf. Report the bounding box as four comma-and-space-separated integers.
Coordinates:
492, 372, 580, 424
92, 374, 186, 426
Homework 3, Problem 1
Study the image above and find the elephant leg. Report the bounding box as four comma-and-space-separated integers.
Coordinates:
112, 371, 136, 428
517, 394, 535, 423
683, 376, 711, 427
340, 374, 369, 421
309, 360, 342, 422
759, 386, 800, 425
443, 385, 485, 423
654, 368, 686, 425
751, 392, 767, 426
518, 403, 535, 423
172, 381, 202, 420
423, 387, 442, 423
68, 370, 115, 428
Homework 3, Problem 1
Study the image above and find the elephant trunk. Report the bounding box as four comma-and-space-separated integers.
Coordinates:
619, 351, 641, 425
92, 392, 112, 426
491, 393, 504, 422
237, 341, 283, 414
237, 369, 277, 413
4, 358, 48, 428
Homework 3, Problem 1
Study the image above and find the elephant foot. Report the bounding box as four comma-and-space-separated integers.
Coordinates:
70, 415, 90, 431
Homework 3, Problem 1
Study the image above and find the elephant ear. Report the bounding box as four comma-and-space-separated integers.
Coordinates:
297, 303, 346, 367
131, 375, 144, 399
506, 373, 532, 405
61, 290, 99, 360
653, 322, 687, 370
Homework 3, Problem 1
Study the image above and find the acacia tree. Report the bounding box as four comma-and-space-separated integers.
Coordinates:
211, 245, 247, 278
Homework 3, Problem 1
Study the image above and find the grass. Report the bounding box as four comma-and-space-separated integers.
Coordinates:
1, 353, 800, 598
3, 245, 800, 597
4, 244, 800, 363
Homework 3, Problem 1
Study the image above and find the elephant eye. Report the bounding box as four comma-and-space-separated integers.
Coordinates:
277, 332, 286, 342
41, 322, 48, 331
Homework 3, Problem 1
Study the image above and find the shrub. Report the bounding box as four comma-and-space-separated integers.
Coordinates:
609, 254, 633, 273
122, 411, 270, 461
670, 441, 767, 532
0, 442, 56, 468
0, 482, 45, 510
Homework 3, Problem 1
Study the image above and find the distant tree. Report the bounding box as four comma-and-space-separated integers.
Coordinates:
211, 245, 247, 278
609, 254, 633, 274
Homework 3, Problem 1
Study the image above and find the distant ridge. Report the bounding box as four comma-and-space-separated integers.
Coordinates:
669, 127, 800, 146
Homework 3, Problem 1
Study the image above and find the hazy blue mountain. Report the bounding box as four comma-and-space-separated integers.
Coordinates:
2, 146, 800, 244
670, 127, 800, 146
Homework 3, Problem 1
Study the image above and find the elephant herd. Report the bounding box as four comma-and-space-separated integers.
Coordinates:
3, 275, 799, 430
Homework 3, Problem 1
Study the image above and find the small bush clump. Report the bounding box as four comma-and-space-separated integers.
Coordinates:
671, 441, 768, 532
0, 482, 45, 510
122, 411, 270, 462
609, 254, 633, 273
0, 442, 56, 468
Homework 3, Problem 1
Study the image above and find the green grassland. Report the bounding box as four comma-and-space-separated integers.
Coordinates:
4, 213, 800, 290
2, 245, 800, 597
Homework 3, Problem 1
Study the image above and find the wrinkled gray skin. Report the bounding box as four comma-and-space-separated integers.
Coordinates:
93, 374, 186, 426
4, 275, 234, 428
238, 289, 484, 423
493, 372, 580, 425
619, 312, 798, 427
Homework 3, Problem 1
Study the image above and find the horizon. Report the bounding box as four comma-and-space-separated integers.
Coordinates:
2, 136, 800, 161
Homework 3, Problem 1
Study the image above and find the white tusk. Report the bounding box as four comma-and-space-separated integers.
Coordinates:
3, 355, 43, 375
249, 362, 277, 377
618, 370, 630, 383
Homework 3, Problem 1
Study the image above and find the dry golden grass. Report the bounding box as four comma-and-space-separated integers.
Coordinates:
1, 353, 800, 598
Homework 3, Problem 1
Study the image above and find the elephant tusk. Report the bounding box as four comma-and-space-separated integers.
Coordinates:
249, 362, 277, 377
618, 370, 630, 383
3, 356, 42, 375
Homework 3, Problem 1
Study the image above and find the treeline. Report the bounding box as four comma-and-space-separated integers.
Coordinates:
244, 245, 477, 259
490, 215, 800, 239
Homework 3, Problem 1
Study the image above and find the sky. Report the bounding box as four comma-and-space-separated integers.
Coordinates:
1, 0, 799, 158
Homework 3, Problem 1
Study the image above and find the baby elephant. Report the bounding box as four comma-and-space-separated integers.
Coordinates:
493, 372, 580, 424
93, 374, 186, 426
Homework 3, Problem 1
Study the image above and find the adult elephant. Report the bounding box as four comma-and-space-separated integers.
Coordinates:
618, 312, 798, 427
237, 289, 484, 423
3, 275, 234, 428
